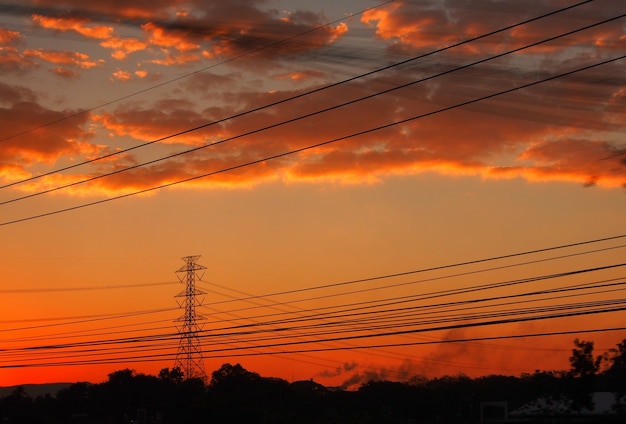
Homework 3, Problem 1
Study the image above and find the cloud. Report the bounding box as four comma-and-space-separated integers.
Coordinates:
92, 99, 217, 144
316, 361, 358, 378
142, 22, 200, 52
67, 53, 625, 195
132, 7, 347, 68
51, 67, 80, 78
361, 0, 626, 56
108, 68, 159, 82
146, 52, 202, 66
0, 27, 21, 44
23, 48, 103, 69
32, 14, 114, 39
0, 46, 37, 72
3, 0, 624, 197
65, 151, 283, 196
362, 2, 456, 51
315, 358, 430, 390
339, 359, 419, 390
273, 70, 325, 81
0, 82, 101, 183
0, 163, 31, 182
2, 24, 102, 74
111, 69, 132, 81
22, 1, 350, 69
3, 1, 195, 23
100, 36, 147, 60
178, 71, 239, 95
134, 69, 148, 78
0, 27, 36, 73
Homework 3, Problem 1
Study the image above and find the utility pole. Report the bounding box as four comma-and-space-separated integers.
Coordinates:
174, 255, 208, 382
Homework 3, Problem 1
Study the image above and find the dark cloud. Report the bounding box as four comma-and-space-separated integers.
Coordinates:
7, 0, 348, 64
316, 361, 358, 378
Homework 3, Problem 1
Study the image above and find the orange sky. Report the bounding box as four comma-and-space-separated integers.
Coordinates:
1, 0, 625, 388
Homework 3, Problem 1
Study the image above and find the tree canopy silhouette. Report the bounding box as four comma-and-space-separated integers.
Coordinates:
2, 338, 626, 423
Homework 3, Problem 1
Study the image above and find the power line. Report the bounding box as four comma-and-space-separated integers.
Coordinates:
197, 275, 624, 359
196, 243, 626, 315
203, 326, 626, 360
1, 236, 623, 373
0, 307, 176, 333
2, 263, 623, 355
0, 318, 175, 345
1, 236, 620, 353
190, 303, 626, 354
2, 319, 624, 369
1, 294, 623, 373
0, 280, 178, 294
185, 281, 626, 354
201, 234, 626, 308
1, 238, 622, 336
202, 277, 626, 333
191, 284, 626, 345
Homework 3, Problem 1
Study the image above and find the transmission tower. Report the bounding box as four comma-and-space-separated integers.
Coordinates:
174, 255, 208, 382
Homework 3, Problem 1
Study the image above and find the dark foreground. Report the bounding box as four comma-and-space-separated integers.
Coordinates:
2, 361, 626, 424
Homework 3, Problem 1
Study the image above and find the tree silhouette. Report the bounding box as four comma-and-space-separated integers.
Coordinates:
210, 363, 261, 391
209, 363, 293, 422
568, 338, 603, 411
606, 338, 626, 413
56, 382, 91, 420
6, 337, 626, 423
159, 366, 184, 385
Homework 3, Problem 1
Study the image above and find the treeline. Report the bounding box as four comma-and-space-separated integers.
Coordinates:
1, 338, 625, 424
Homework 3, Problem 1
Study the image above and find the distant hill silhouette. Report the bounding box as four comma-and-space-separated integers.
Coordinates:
0, 383, 73, 398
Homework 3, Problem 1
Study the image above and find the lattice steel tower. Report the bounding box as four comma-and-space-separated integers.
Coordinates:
174, 255, 208, 382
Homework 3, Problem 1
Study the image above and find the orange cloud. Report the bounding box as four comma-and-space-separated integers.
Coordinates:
108, 68, 158, 82
66, 53, 623, 195
23, 2, 350, 72
329, 22, 348, 43
51, 67, 79, 78
23, 49, 103, 69
111, 69, 131, 81
100, 36, 147, 60
31, 14, 114, 39
4, 1, 624, 196
274, 70, 325, 81
361, 0, 625, 58
0, 163, 31, 183
0, 27, 21, 44
92, 100, 216, 145
0, 82, 100, 183
142, 22, 200, 52
362, 3, 459, 50
147, 52, 201, 66
24, 150, 281, 197
0, 27, 34, 72
275, 10, 349, 50
139, 6, 348, 64
0, 46, 37, 72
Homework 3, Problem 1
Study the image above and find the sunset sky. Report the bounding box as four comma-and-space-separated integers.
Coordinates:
1, 0, 625, 389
